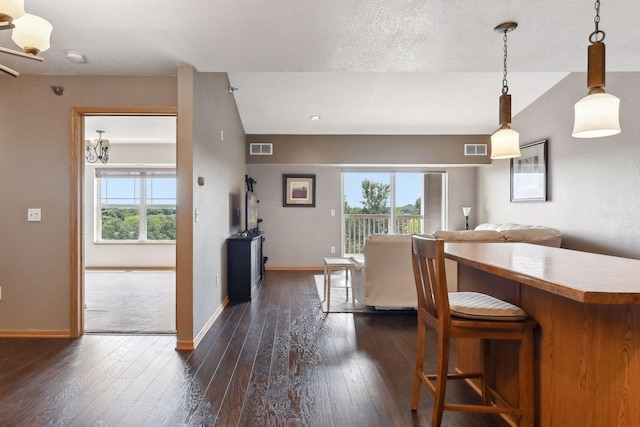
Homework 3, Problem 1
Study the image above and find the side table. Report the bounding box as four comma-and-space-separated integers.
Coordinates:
323, 257, 356, 312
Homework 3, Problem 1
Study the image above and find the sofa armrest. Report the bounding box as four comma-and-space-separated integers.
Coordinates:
349, 255, 365, 270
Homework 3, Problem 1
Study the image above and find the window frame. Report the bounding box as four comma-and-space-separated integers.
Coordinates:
95, 168, 177, 243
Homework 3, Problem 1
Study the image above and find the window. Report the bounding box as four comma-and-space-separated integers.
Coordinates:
96, 169, 176, 242
342, 171, 446, 255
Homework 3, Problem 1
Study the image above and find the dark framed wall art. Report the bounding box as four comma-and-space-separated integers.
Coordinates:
283, 174, 316, 207
510, 139, 548, 202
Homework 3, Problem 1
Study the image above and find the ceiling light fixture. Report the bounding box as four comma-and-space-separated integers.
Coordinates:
572, 0, 620, 138
65, 50, 86, 64
85, 130, 110, 164
310, 115, 321, 121
490, 22, 520, 160
0, 0, 53, 77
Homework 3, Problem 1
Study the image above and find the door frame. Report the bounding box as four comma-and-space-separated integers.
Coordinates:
70, 106, 178, 338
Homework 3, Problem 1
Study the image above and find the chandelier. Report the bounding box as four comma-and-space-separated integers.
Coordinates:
85, 130, 110, 164
0, 0, 52, 77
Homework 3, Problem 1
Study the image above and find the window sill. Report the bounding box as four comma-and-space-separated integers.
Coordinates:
93, 241, 176, 245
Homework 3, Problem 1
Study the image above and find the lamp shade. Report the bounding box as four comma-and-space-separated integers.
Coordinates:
11, 13, 52, 53
572, 92, 621, 138
0, 0, 25, 21
490, 126, 520, 159
462, 207, 471, 216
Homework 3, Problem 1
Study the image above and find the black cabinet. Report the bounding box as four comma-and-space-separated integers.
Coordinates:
227, 233, 264, 300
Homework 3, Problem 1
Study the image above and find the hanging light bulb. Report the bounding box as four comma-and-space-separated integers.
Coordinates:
490, 22, 520, 160
572, 0, 620, 138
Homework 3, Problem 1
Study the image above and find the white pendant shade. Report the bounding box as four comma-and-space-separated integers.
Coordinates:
11, 13, 52, 53
572, 92, 621, 138
0, 0, 25, 20
490, 127, 520, 159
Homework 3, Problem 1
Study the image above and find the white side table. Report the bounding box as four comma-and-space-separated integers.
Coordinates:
323, 257, 356, 313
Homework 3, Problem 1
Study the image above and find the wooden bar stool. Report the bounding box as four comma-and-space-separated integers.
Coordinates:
410, 235, 537, 427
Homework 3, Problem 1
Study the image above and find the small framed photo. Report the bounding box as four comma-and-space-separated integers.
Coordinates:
511, 140, 548, 202
283, 174, 316, 207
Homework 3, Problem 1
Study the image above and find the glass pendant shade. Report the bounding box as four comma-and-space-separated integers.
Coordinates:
11, 13, 52, 53
0, 0, 25, 21
490, 126, 520, 159
572, 92, 621, 138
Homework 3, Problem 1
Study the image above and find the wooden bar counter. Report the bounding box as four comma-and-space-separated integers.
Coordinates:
444, 242, 640, 427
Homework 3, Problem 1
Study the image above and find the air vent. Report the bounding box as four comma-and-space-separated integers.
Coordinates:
250, 143, 273, 155
464, 144, 488, 156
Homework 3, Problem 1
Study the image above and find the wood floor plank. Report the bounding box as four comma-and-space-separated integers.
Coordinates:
0, 270, 512, 427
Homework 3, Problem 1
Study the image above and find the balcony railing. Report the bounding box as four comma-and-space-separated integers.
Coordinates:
343, 214, 423, 256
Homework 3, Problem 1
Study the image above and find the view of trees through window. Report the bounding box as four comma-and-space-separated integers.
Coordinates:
343, 172, 424, 254
97, 170, 176, 242
101, 208, 176, 240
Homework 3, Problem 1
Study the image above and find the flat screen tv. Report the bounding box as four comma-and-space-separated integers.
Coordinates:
246, 190, 259, 233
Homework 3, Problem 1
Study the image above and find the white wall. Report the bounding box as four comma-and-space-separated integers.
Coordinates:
477, 72, 640, 259
84, 142, 177, 268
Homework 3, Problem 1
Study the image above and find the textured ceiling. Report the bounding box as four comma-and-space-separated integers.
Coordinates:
3, 1, 638, 135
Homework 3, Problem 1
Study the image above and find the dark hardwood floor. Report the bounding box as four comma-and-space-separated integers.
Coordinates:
0, 271, 509, 426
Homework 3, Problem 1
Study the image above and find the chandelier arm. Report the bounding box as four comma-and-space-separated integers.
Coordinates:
0, 63, 19, 77
0, 46, 44, 61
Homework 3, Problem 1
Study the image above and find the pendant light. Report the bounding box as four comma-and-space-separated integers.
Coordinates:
572, 0, 620, 138
490, 22, 520, 160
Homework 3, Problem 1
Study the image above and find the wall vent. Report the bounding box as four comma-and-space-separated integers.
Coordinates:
464, 144, 488, 156
250, 143, 273, 155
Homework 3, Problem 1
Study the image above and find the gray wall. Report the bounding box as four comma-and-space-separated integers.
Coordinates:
248, 164, 475, 268
477, 72, 640, 258
191, 72, 246, 336
0, 75, 176, 333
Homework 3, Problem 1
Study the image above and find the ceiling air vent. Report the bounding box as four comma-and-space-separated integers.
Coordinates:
464, 144, 487, 156
250, 142, 273, 155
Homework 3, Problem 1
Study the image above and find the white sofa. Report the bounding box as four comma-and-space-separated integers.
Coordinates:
350, 223, 561, 309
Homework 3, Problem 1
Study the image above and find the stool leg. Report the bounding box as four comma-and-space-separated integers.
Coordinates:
326, 268, 331, 313
519, 330, 535, 427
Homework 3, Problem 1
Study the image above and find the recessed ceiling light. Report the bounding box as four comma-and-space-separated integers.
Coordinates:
65, 50, 87, 64
310, 115, 321, 121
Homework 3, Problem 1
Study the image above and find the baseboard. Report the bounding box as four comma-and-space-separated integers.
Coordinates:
0, 330, 71, 338
188, 297, 230, 350
266, 266, 323, 271
85, 266, 176, 271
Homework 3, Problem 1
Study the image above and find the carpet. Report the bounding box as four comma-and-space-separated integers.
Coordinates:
85, 270, 176, 334
313, 272, 415, 314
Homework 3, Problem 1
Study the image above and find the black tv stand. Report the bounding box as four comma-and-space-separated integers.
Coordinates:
227, 232, 265, 300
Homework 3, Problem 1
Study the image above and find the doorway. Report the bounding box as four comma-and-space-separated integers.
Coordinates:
69, 108, 178, 338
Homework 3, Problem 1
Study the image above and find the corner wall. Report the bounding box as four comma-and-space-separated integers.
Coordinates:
477, 72, 640, 258
176, 67, 247, 347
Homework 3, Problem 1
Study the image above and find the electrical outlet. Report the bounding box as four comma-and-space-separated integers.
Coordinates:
330, 246, 336, 254
220, 130, 224, 141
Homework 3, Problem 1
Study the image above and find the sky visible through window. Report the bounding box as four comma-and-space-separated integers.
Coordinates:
343, 172, 422, 208
101, 177, 176, 204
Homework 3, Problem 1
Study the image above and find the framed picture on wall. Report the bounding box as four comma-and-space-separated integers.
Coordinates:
283, 174, 316, 207
511, 140, 548, 202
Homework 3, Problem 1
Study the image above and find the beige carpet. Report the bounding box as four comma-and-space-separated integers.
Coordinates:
85, 270, 176, 334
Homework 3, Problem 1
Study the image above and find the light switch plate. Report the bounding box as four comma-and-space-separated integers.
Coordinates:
28, 208, 41, 222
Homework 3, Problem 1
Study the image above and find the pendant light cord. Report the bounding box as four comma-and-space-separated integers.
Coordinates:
502, 30, 509, 95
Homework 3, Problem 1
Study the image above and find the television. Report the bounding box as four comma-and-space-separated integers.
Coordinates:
246, 190, 259, 233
